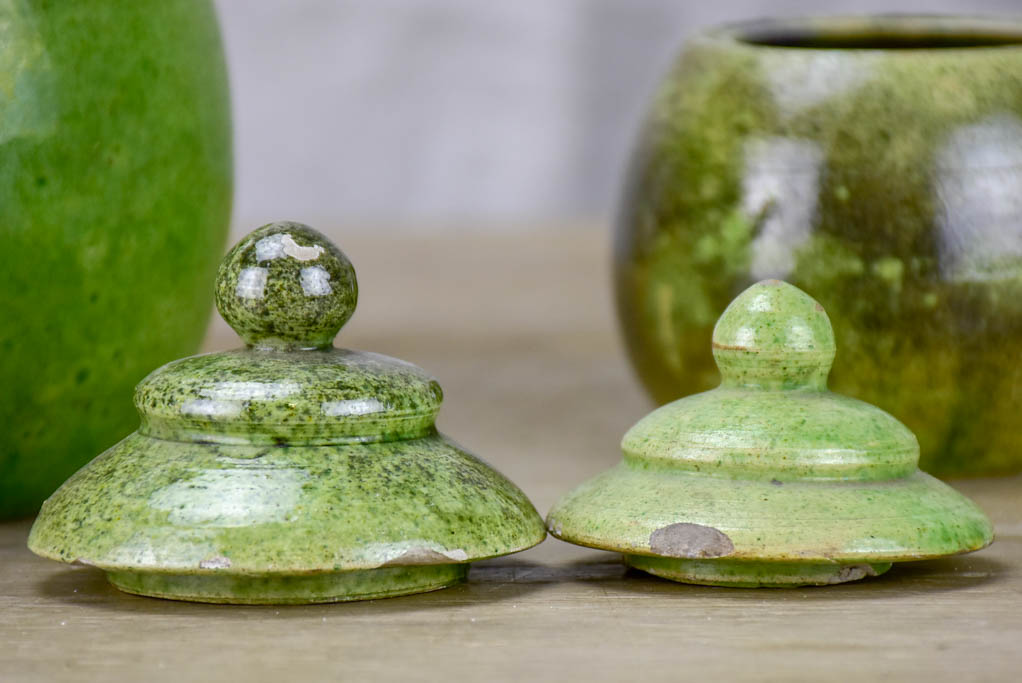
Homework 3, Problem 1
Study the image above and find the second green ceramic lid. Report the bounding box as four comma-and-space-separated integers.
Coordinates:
548, 280, 992, 587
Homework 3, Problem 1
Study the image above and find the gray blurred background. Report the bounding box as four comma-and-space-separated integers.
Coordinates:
214, 0, 1020, 233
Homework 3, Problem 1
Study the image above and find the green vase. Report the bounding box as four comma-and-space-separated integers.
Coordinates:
616, 16, 1022, 477
0, 0, 232, 517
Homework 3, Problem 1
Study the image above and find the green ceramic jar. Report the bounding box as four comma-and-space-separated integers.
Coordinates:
616, 16, 1022, 476
0, 0, 232, 517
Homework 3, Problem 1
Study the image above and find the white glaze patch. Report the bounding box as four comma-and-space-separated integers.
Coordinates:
236, 267, 267, 299
761, 51, 876, 117
321, 397, 387, 417
149, 467, 310, 527
300, 265, 333, 296
180, 398, 244, 419
742, 137, 823, 280
200, 380, 301, 401
936, 113, 1022, 282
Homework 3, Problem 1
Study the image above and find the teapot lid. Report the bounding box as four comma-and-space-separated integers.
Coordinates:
135, 222, 442, 446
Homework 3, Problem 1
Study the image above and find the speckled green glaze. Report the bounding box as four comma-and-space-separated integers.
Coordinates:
0, 0, 232, 518
616, 15, 1022, 476
29, 222, 546, 603
214, 222, 358, 350
548, 280, 993, 587
136, 349, 443, 445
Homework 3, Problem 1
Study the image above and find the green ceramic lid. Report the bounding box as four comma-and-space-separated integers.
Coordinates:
28, 222, 545, 604
548, 280, 993, 587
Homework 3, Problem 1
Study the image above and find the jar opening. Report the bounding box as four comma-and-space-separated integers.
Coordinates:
730, 17, 1022, 50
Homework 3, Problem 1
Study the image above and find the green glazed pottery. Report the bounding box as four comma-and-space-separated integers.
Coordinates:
0, 0, 233, 517
615, 15, 1022, 476
549, 280, 993, 587
29, 222, 546, 604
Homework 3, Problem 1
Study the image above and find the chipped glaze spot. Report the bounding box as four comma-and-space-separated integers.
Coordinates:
255, 232, 325, 262
649, 523, 734, 559
198, 556, 232, 570
380, 545, 471, 566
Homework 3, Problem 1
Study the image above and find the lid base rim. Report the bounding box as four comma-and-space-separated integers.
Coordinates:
627, 555, 891, 587
106, 564, 468, 604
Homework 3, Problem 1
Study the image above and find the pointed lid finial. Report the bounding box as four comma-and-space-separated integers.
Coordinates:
712, 279, 835, 390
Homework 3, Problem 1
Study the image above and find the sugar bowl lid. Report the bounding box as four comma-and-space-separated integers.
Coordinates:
28, 221, 546, 604
547, 280, 993, 587
136, 221, 443, 446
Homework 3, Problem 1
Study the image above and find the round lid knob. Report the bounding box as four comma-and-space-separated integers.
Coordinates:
215, 222, 358, 349
712, 280, 835, 390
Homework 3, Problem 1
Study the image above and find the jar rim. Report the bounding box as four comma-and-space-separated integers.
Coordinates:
703, 15, 1022, 52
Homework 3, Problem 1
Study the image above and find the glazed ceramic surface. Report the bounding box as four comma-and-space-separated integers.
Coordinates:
549, 280, 993, 587
0, 0, 232, 517
29, 222, 546, 603
616, 15, 1022, 476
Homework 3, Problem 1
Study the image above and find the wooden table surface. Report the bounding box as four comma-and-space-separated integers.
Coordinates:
2, 230, 1020, 682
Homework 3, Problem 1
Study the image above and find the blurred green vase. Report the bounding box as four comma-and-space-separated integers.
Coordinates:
0, 0, 232, 517
616, 16, 1022, 477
